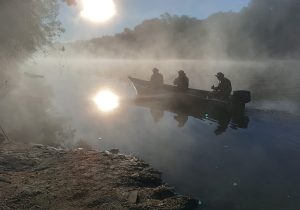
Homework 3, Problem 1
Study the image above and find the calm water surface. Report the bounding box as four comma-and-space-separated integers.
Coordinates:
25, 59, 300, 210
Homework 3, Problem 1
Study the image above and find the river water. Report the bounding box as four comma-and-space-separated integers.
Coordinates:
24, 59, 300, 210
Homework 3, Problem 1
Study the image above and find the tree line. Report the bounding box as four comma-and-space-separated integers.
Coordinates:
70, 0, 300, 59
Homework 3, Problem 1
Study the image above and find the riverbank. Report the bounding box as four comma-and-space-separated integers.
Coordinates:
0, 141, 198, 209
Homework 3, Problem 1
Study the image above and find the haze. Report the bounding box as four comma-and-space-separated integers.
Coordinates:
1, 1, 300, 209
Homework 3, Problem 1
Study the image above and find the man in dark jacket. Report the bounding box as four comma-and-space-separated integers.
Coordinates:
173, 70, 189, 92
150, 68, 164, 88
211, 72, 232, 100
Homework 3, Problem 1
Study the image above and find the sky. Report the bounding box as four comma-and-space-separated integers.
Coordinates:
58, 0, 250, 42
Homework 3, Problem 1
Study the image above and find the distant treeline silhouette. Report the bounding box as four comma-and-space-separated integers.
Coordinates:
70, 0, 300, 59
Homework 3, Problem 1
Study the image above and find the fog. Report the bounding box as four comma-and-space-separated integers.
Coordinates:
15, 55, 300, 210
1, 1, 300, 209
67, 0, 300, 59
19, 57, 300, 147
0, 0, 71, 145
1, 0, 300, 148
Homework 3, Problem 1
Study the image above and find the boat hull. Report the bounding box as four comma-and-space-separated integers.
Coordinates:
128, 76, 249, 114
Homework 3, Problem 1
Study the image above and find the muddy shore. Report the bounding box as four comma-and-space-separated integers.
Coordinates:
0, 141, 198, 210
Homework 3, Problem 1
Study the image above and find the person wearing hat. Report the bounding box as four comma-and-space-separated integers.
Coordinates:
211, 72, 232, 100
173, 70, 189, 92
150, 68, 164, 88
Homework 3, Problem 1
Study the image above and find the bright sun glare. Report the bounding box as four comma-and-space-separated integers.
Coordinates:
93, 90, 119, 112
80, 0, 116, 23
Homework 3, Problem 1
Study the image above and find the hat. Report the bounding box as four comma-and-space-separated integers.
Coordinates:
152, 68, 159, 72
178, 70, 185, 74
215, 72, 224, 78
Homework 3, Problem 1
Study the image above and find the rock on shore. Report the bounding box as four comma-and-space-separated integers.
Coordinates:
0, 142, 198, 210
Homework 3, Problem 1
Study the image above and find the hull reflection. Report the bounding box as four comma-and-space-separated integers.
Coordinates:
135, 97, 249, 135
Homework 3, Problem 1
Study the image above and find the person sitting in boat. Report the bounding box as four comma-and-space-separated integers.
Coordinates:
173, 70, 189, 92
211, 72, 232, 100
150, 68, 164, 88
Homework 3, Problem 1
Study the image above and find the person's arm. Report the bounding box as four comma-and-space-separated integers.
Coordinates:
211, 85, 219, 91
173, 78, 178, 85
227, 80, 232, 93
160, 74, 164, 84
215, 81, 222, 90
150, 75, 155, 83
186, 78, 189, 89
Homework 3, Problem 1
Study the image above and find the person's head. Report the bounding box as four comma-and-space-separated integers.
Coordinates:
178, 70, 185, 76
152, 68, 159, 73
215, 72, 224, 81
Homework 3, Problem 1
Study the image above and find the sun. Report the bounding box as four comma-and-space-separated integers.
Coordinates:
80, 0, 116, 23
93, 90, 120, 112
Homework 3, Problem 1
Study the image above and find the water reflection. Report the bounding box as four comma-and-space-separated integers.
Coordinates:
25, 59, 300, 210
135, 97, 249, 135
174, 114, 188, 128
23, 59, 300, 210
93, 90, 119, 112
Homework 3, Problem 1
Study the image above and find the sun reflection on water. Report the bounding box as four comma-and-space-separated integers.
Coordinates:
93, 90, 119, 112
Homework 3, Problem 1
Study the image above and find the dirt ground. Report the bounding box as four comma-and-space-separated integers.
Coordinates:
0, 141, 198, 210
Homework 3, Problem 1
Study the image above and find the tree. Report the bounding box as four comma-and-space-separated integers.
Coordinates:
0, 0, 74, 145
0, 0, 64, 61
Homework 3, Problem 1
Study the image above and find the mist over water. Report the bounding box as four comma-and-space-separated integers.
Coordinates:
19, 57, 300, 145
28, 57, 300, 109
18, 57, 300, 209
16, 58, 300, 209
1, 0, 299, 147
1, 0, 300, 209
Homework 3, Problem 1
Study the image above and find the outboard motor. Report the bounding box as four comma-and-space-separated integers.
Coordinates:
232, 90, 251, 113
232, 90, 251, 103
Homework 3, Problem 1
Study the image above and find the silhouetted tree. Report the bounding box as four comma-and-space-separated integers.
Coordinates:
0, 0, 74, 145
70, 0, 300, 59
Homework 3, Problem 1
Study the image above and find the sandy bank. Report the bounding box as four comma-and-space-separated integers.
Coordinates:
0, 142, 198, 209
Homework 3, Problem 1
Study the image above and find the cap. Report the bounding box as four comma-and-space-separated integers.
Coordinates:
178, 70, 185, 74
152, 68, 159, 72
215, 72, 224, 78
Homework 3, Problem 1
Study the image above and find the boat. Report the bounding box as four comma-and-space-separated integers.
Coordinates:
128, 76, 251, 113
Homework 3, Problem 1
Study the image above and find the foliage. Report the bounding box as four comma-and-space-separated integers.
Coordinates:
0, 0, 63, 61
71, 0, 300, 59
0, 0, 72, 146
